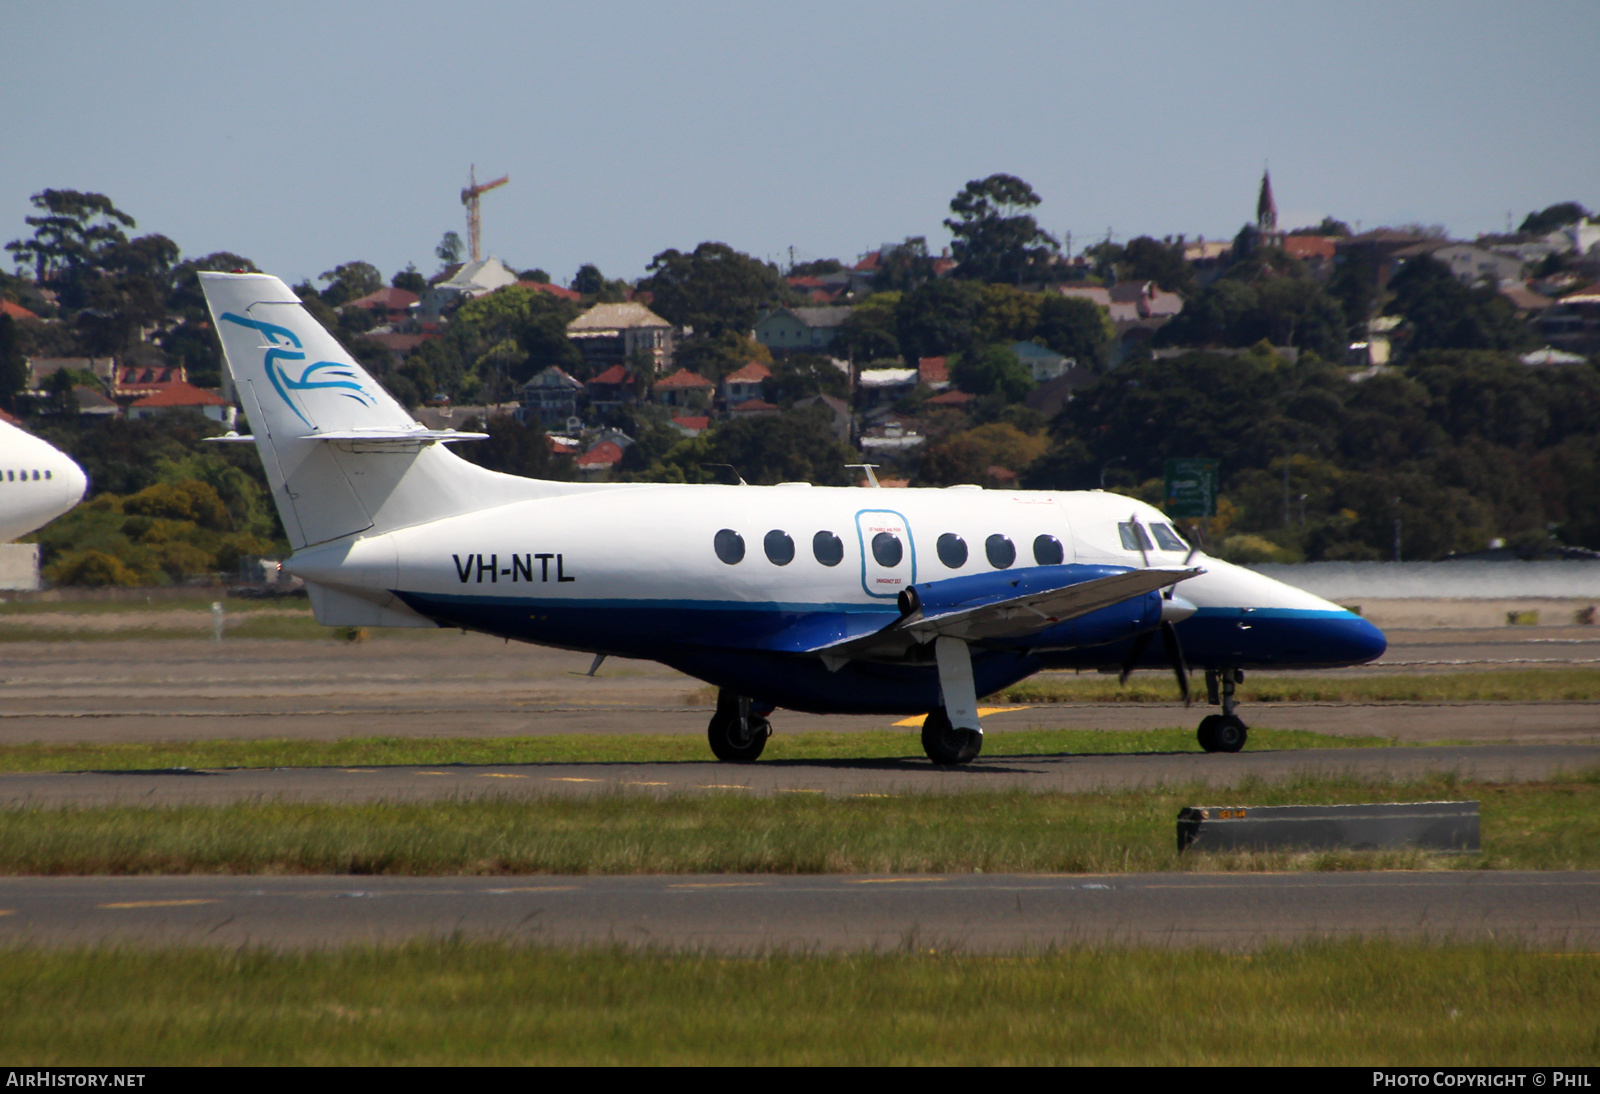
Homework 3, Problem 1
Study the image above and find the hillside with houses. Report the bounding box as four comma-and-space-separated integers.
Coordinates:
4, 177, 1600, 583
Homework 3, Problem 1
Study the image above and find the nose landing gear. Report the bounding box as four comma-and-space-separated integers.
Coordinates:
1198, 668, 1248, 753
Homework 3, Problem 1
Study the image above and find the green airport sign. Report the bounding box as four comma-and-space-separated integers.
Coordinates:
1164, 458, 1218, 518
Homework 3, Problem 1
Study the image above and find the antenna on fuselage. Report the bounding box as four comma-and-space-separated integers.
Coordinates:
846, 463, 881, 488
700, 463, 748, 486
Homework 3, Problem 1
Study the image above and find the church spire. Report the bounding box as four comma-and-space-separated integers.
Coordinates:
1256, 169, 1278, 232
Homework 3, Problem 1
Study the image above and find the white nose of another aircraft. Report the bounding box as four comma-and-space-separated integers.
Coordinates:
0, 420, 88, 543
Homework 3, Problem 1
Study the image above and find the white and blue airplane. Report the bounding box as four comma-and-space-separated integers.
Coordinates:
0, 416, 88, 544
200, 272, 1386, 764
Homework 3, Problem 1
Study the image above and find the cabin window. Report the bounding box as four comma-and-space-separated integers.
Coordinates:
714, 529, 745, 564
1151, 523, 1187, 551
1033, 534, 1064, 565
43, 470, 50, 480
871, 532, 903, 567
31, 470, 39, 481
764, 529, 795, 566
985, 534, 1016, 569
812, 531, 843, 566
936, 533, 967, 569
1118, 522, 1154, 552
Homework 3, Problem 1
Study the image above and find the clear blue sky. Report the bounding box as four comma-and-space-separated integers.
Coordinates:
4, 1, 1596, 289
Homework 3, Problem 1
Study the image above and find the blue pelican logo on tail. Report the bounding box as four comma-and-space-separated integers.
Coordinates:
220, 312, 375, 428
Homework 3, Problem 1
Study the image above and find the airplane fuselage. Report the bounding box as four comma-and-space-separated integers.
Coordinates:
286, 479, 1386, 715
0, 419, 88, 543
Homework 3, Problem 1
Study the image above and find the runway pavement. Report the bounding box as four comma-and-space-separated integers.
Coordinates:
1, 872, 1594, 951
0, 631, 1597, 745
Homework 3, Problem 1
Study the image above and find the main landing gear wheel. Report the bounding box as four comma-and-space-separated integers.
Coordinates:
1197, 713, 1247, 753
921, 708, 982, 765
707, 691, 770, 762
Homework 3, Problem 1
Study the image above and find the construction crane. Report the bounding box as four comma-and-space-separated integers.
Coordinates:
460, 164, 509, 263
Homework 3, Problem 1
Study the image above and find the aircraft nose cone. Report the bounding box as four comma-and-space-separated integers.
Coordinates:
62, 460, 88, 506
1161, 595, 1197, 623
1338, 614, 1388, 665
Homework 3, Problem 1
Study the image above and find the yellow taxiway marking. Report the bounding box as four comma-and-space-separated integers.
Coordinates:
486, 886, 578, 894
700, 784, 750, 790
854, 793, 890, 798
892, 706, 1030, 728
479, 773, 529, 779
624, 781, 669, 787
777, 788, 823, 793
547, 777, 600, 783
669, 882, 766, 890
341, 769, 378, 773
850, 878, 947, 885
0, 910, 13, 916
99, 900, 218, 910
417, 771, 450, 776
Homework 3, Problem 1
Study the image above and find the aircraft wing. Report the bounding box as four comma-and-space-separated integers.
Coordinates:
810, 566, 1202, 665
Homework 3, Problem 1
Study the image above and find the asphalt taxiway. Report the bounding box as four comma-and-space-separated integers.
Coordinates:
1, 872, 1594, 951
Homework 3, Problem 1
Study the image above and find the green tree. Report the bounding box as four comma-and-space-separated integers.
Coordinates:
1519, 202, 1591, 235
872, 237, 938, 293
1120, 236, 1196, 294
835, 293, 900, 361
5, 189, 135, 290
640, 242, 788, 339
0, 314, 27, 412
391, 264, 426, 293
318, 262, 383, 307
1035, 294, 1112, 371
950, 345, 1032, 402
1386, 256, 1533, 354
436, 231, 464, 265
454, 414, 571, 480
943, 174, 1059, 284
572, 264, 606, 295
766, 353, 848, 405
895, 279, 984, 362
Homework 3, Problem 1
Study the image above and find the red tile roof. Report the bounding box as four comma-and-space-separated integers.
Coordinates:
343, 287, 419, 312
576, 440, 624, 468
917, 356, 949, 384
925, 389, 974, 406
131, 382, 229, 408
589, 365, 632, 385
671, 415, 710, 433
1, 299, 38, 321
1283, 236, 1337, 260
723, 361, 771, 384
519, 281, 583, 301
729, 398, 780, 414
653, 368, 713, 391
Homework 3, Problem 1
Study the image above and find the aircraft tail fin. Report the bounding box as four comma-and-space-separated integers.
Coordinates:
199, 272, 544, 549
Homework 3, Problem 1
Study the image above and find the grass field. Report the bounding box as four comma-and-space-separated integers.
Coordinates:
2, 775, 1595, 875
0, 726, 1392, 775
0, 939, 1594, 1065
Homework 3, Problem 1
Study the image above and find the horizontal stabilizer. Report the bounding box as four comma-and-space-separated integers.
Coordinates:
203, 429, 486, 444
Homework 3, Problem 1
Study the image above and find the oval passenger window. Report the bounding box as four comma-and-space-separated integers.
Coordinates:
872, 532, 904, 567
812, 531, 844, 567
714, 529, 745, 565
936, 533, 968, 569
764, 529, 795, 566
1033, 535, 1064, 565
986, 534, 1016, 569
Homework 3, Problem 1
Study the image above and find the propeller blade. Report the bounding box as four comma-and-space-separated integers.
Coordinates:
1159, 620, 1191, 707
1118, 630, 1154, 686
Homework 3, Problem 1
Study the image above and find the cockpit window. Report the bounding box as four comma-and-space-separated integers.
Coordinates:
1150, 523, 1187, 552
1117, 522, 1154, 552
